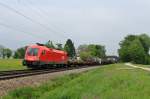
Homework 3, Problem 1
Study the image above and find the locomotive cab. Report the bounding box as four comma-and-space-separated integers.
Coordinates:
23, 46, 41, 67
26, 47, 39, 61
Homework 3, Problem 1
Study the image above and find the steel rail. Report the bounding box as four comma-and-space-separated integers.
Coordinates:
0, 65, 96, 80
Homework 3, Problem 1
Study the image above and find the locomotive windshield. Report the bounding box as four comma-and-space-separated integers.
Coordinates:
27, 48, 39, 56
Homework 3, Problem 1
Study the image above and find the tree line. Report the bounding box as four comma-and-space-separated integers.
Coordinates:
0, 45, 12, 59
0, 45, 26, 59
1, 33, 150, 65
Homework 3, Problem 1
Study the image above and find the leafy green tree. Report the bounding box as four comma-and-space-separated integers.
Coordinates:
2, 48, 6, 59
0, 46, 12, 59
56, 43, 63, 50
139, 34, 150, 54
79, 51, 92, 61
78, 44, 106, 61
13, 52, 18, 59
128, 39, 145, 63
145, 56, 150, 64
118, 34, 150, 64
64, 39, 76, 58
45, 40, 55, 48
88, 44, 106, 58
0, 45, 4, 58
13, 47, 27, 59
5, 48, 12, 58
119, 35, 137, 48
78, 44, 88, 52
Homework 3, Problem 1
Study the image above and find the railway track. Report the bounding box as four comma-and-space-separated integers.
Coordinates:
0, 65, 96, 80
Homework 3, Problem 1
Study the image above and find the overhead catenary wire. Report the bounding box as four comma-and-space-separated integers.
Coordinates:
0, 1, 67, 39
25, 0, 74, 40
0, 22, 42, 39
24, 0, 67, 34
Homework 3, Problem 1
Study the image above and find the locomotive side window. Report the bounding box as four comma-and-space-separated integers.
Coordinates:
27, 48, 39, 56
42, 50, 46, 55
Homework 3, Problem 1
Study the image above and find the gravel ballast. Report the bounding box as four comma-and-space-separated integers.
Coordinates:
0, 66, 100, 96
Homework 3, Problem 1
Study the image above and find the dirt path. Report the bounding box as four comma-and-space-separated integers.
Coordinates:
125, 63, 150, 71
0, 66, 100, 97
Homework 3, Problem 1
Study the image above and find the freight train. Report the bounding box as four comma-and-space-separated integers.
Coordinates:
23, 43, 118, 68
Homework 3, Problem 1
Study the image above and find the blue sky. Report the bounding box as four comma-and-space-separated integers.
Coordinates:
0, 0, 150, 55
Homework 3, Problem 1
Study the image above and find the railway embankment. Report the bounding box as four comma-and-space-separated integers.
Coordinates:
0, 66, 100, 97
3, 63, 150, 99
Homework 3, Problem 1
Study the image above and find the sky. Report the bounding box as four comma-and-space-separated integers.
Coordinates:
0, 0, 150, 55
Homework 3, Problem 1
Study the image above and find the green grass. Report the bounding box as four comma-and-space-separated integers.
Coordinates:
0, 59, 26, 71
3, 63, 150, 99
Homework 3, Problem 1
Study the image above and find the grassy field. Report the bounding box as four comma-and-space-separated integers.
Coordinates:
0, 59, 26, 71
3, 63, 150, 99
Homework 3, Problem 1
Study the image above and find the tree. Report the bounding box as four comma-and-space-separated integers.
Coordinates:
64, 39, 76, 58
0, 45, 12, 59
139, 34, 150, 54
79, 51, 92, 61
128, 39, 146, 64
5, 48, 12, 58
119, 35, 137, 48
13, 47, 27, 59
88, 44, 106, 58
45, 40, 55, 48
56, 43, 63, 50
0, 45, 4, 58
78, 44, 106, 61
118, 34, 150, 64
78, 44, 88, 52
2, 49, 7, 59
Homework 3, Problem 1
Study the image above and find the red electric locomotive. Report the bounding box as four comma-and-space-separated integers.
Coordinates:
23, 43, 68, 68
